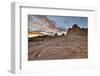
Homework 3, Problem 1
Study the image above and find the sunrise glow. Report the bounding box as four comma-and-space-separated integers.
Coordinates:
28, 33, 40, 38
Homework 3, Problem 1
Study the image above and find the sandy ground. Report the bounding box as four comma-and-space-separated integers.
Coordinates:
28, 33, 88, 61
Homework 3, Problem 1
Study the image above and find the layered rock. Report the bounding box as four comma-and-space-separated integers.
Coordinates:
67, 24, 87, 36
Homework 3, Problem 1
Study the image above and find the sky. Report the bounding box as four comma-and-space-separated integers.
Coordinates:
28, 15, 88, 36
48, 16, 88, 28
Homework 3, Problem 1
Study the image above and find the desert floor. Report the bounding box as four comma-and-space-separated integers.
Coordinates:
28, 33, 88, 61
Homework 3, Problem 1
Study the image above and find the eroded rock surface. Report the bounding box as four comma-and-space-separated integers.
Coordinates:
28, 24, 88, 60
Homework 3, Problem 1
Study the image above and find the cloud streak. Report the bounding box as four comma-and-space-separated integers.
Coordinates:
28, 15, 66, 35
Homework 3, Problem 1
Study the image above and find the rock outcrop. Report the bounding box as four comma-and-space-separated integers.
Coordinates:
28, 24, 88, 60
67, 24, 87, 36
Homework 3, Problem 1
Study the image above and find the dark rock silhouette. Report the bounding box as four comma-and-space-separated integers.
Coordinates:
55, 33, 58, 36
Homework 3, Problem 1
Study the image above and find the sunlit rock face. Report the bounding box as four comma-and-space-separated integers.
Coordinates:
67, 24, 87, 36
